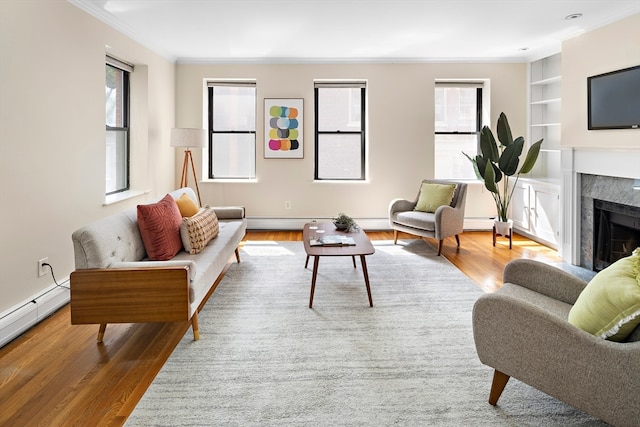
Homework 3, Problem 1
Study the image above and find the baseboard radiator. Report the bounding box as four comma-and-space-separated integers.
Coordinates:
0, 283, 70, 348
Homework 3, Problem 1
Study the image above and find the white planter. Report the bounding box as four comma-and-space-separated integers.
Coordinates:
494, 218, 513, 236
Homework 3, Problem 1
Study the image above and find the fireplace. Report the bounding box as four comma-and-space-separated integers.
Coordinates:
579, 173, 640, 271
593, 199, 640, 271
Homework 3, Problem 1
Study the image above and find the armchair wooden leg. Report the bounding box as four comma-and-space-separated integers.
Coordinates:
191, 313, 200, 341
97, 323, 107, 343
455, 234, 460, 247
488, 369, 510, 405
437, 239, 444, 256
235, 248, 241, 263
393, 230, 399, 244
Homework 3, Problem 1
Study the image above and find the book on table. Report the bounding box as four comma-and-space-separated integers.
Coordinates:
309, 235, 356, 246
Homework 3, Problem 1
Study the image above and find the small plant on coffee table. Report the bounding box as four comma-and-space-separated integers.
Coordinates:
333, 212, 358, 232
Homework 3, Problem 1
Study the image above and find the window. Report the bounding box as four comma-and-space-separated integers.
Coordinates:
434, 83, 482, 179
314, 82, 366, 180
207, 82, 256, 179
105, 56, 132, 194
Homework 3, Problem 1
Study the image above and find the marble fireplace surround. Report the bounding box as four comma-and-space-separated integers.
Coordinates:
563, 148, 640, 268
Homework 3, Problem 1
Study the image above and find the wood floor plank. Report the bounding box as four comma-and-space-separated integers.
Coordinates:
0, 231, 563, 427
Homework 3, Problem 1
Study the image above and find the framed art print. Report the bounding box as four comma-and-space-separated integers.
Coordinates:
264, 98, 303, 159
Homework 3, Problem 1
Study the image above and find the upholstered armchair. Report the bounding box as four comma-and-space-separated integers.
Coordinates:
473, 259, 640, 427
388, 179, 467, 255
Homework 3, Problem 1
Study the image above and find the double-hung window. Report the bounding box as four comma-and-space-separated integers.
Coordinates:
207, 82, 256, 179
105, 56, 132, 194
314, 82, 366, 180
434, 83, 483, 179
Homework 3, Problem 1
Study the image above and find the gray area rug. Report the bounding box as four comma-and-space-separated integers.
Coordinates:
126, 239, 605, 426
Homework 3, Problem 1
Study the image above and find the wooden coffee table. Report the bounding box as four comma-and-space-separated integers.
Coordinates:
303, 222, 375, 308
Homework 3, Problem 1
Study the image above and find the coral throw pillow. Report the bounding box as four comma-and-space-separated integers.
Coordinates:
137, 194, 183, 260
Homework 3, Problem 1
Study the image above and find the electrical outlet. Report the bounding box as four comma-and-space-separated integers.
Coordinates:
285, 201, 291, 209
38, 258, 49, 277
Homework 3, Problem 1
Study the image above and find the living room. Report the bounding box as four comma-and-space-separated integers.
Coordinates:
1, 0, 639, 425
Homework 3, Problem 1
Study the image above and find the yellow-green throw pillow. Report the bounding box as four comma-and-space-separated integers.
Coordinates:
568, 248, 640, 341
175, 192, 199, 217
414, 183, 456, 213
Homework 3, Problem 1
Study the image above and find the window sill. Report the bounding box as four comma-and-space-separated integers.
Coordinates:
313, 179, 370, 184
201, 179, 258, 183
104, 189, 149, 206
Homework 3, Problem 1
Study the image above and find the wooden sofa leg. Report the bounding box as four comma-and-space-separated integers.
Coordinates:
489, 369, 510, 405
437, 240, 444, 256
235, 248, 241, 263
393, 230, 399, 244
97, 324, 107, 343
455, 234, 460, 247
191, 313, 200, 341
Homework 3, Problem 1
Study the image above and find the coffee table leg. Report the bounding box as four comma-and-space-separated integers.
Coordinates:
309, 256, 319, 308
360, 255, 373, 307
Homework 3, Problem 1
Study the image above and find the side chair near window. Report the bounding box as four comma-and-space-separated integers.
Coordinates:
389, 180, 467, 255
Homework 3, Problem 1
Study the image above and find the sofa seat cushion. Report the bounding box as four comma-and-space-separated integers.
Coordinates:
172, 219, 247, 316
568, 248, 640, 341
137, 194, 184, 261
392, 210, 436, 231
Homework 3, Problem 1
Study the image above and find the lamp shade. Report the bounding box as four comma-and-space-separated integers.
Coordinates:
170, 128, 206, 148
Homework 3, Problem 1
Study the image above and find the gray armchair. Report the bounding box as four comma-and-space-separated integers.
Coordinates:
388, 179, 467, 255
473, 259, 640, 427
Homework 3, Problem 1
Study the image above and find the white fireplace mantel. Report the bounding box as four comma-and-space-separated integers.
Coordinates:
562, 147, 640, 265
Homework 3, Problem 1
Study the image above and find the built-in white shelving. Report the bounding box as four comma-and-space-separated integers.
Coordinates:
517, 53, 563, 249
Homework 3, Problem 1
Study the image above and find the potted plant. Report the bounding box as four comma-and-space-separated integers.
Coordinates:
333, 212, 358, 232
463, 112, 543, 234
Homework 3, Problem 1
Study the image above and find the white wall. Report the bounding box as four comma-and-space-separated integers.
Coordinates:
0, 1, 176, 315
175, 62, 527, 221
562, 13, 640, 150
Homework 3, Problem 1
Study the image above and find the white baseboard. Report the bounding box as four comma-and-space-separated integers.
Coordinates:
0, 282, 70, 348
246, 217, 494, 231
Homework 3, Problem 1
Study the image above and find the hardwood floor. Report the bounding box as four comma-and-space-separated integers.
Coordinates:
0, 231, 562, 427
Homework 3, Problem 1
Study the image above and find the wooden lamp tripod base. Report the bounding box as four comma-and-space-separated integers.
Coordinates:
179, 149, 202, 207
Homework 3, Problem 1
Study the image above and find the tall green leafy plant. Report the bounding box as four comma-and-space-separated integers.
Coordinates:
463, 112, 543, 222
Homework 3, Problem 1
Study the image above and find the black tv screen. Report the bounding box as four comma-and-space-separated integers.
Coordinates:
588, 65, 640, 130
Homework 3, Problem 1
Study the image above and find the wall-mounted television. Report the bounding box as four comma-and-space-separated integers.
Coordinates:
587, 65, 640, 130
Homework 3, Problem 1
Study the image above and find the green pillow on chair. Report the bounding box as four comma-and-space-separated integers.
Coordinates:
414, 183, 456, 213
568, 248, 640, 341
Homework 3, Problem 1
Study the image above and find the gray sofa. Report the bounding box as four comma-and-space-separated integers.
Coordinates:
473, 259, 640, 427
70, 187, 246, 342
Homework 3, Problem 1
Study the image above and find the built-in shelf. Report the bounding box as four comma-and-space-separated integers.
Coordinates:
530, 76, 561, 85
531, 123, 561, 127
523, 52, 563, 248
531, 98, 561, 105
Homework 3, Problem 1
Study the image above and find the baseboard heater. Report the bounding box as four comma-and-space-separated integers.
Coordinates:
0, 283, 70, 348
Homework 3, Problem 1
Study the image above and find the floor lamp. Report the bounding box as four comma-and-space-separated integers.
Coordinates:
171, 128, 206, 206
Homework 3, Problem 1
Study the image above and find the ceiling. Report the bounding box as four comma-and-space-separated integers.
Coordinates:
70, 0, 640, 63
